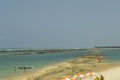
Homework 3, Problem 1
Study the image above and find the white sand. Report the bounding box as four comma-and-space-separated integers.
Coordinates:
5, 66, 120, 80
98, 66, 120, 80
84, 66, 120, 80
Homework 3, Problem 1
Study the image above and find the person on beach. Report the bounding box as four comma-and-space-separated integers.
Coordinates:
97, 56, 103, 63
100, 75, 104, 80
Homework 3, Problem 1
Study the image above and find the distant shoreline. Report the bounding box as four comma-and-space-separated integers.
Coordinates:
95, 46, 120, 48
1, 47, 120, 55
0, 48, 86, 54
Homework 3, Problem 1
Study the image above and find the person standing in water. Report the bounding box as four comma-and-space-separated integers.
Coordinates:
24, 67, 26, 72
13, 66, 16, 72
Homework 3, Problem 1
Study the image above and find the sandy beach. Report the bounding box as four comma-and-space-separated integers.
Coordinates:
3, 54, 120, 80
4, 65, 120, 80
98, 66, 120, 80
84, 66, 120, 80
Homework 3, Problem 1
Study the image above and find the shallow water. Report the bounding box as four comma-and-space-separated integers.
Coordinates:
100, 49, 120, 63
0, 48, 120, 79
0, 50, 89, 78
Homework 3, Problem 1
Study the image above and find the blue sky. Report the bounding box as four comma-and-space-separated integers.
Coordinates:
0, 0, 120, 49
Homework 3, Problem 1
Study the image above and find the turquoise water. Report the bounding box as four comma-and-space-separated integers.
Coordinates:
92, 48, 120, 63
100, 49, 120, 63
0, 49, 120, 79
0, 50, 89, 78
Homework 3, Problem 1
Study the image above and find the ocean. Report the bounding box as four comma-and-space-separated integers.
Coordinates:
0, 48, 120, 79
0, 49, 89, 79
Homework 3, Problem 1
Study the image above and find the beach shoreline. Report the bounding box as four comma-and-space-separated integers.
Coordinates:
3, 64, 120, 80
3, 53, 120, 80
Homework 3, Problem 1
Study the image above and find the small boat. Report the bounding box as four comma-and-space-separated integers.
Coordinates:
19, 66, 33, 69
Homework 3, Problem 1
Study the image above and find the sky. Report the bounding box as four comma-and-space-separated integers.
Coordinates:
0, 0, 120, 49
